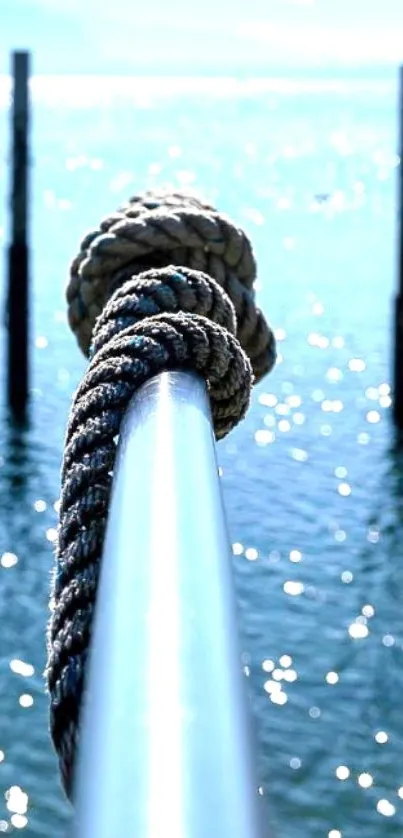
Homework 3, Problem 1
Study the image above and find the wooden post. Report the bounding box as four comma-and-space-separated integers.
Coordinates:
7, 51, 30, 421
394, 66, 403, 430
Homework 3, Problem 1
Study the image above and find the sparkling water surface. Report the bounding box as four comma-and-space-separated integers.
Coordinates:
0, 75, 402, 837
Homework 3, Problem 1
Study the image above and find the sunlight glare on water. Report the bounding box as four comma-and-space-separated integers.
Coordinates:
0, 72, 402, 838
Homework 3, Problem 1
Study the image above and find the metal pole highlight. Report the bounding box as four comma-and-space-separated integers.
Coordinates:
72, 370, 265, 838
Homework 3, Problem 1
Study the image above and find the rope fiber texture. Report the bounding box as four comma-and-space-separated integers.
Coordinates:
46, 190, 276, 797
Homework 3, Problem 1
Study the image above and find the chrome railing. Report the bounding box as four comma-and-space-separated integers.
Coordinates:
73, 370, 265, 838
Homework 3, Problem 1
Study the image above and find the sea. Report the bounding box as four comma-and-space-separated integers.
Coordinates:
0, 71, 402, 837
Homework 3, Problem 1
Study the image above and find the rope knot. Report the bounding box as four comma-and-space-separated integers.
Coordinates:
47, 190, 276, 797
67, 190, 275, 380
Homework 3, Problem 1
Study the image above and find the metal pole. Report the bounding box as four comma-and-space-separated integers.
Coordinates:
394, 65, 403, 429
72, 370, 265, 838
7, 51, 30, 420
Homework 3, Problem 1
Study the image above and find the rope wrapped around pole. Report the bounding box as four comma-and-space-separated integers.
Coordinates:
46, 190, 276, 797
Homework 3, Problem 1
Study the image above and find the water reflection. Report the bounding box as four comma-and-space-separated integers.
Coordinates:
225, 347, 403, 837
0, 74, 402, 837
0, 415, 70, 833
2, 424, 30, 496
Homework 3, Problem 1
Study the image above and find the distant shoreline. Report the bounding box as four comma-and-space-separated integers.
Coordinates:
0, 61, 400, 82
0, 70, 398, 110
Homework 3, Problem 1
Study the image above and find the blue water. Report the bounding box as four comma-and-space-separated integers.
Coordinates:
0, 74, 402, 836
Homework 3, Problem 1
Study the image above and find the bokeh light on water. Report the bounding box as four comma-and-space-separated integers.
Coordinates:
0, 74, 402, 835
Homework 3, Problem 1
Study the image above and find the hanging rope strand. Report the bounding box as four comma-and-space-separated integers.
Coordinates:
46, 190, 276, 797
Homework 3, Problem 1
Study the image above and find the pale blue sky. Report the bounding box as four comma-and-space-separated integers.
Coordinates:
2, 0, 403, 73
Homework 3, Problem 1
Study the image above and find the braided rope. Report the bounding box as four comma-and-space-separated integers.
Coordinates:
47, 191, 276, 797
67, 190, 274, 381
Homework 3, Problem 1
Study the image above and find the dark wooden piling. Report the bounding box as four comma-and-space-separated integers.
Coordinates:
394, 67, 403, 429
7, 51, 30, 421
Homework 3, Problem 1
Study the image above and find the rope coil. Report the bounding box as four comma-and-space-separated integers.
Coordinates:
47, 190, 276, 796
